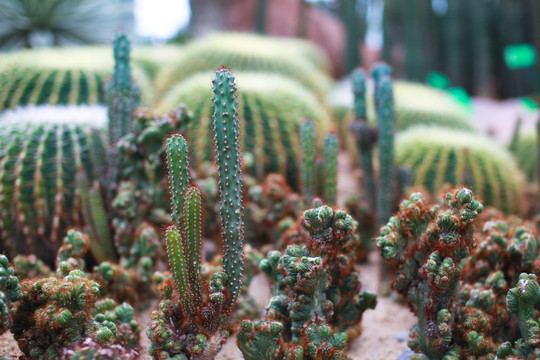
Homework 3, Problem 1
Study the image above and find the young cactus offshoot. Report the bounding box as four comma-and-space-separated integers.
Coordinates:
148, 68, 245, 359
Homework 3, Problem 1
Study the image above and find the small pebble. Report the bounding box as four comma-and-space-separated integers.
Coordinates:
393, 330, 409, 342
396, 349, 414, 360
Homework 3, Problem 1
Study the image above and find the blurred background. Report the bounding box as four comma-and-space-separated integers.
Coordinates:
1, 0, 539, 100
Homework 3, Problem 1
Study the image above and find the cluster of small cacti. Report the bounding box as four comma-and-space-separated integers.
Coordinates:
146, 68, 246, 359
378, 188, 540, 359
154, 32, 331, 100
238, 206, 376, 359
395, 126, 525, 213
0, 46, 154, 111
6, 229, 141, 359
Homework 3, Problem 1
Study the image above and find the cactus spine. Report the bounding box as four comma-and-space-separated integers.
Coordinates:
301, 119, 316, 207
373, 64, 395, 227
211, 68, 245, 307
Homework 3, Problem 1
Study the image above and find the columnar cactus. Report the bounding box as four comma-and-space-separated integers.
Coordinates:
238, 206, 376, 359
324, 132, 338, 206
157, 71, 331, 188
349, 69, 377, 211
105, 32, 140, 191
377, 188, 484, 359
301, 119, 317, 207
372, 64, 395, 227
147, 68, 245, 359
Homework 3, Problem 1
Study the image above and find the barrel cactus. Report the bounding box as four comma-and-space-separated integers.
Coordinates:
390, 81, 475, 131
158, 71, 331, 188
0, 122, 106, 263
510, 131, 536, 183
396, 126, 525, 213
154, 32, 331, 100
0, 46, 153, 111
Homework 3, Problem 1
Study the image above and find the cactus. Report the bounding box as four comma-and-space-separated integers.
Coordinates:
324, 132, 338, 206
0, 123, 107, 264
396, 126, 526, 213
147, 69, 245, 359
0, 46, 153, 111
453, 212, 540, 359
373, 65, 396, 227
154, 32, 331, 100
497, 273, 540, 359
106, 32, 140, 146
158, 71, 331, 188
349, 69, 377, 211
377, 188, 484, 359
301, 119, 317, 207
0, 254, 22, 335
509, 121, 536, 183
238, 206, 376, 359
10, 230, 141, 359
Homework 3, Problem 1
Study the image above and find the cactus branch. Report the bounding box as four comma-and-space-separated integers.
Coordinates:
211, 68, 245, 307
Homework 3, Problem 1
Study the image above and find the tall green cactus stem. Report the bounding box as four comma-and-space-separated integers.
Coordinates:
107, 32, 137, 146
106, 32, 139, 192
373, 66, 395, 227
165, 225, 194, 317
165, 134, 191, 228
301, 119, 316, 207
349, 69, 377, 211
211, 68, 245, 307
324, 132, 338, 206
182, 186, 203, 309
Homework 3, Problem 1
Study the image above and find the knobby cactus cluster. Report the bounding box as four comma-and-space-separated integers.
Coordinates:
9, 229, 141, 359
146, 68, 245, 360
378, 188, 540, 359
238, 206, 376, 359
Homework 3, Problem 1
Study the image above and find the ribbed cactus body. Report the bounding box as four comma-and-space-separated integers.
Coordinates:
0, 123, 106, 261
0, 47, 153, 111
154, 33, 331, 100
159, 72, 330, 188
510, 132, 535, 183
396, 127, 525, 213
211, 69, 245, 307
